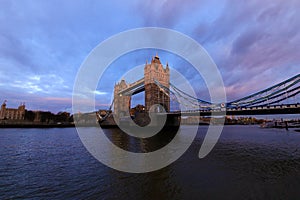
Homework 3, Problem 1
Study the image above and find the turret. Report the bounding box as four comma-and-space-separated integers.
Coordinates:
1, 100, 7, 109
18, 102, 25, 110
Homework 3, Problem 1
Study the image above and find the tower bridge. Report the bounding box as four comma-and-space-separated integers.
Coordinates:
104, 55, 300, 123
113, 54, 170, 120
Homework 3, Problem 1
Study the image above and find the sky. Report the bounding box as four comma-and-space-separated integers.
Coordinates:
0, 0, 299, 113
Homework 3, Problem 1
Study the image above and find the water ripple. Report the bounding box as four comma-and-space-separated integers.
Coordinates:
1, 126, 300, 199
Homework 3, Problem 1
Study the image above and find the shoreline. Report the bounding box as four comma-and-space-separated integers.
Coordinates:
0, 123, 259, 128
0, 123, 75, 128
0, 123, 118, 128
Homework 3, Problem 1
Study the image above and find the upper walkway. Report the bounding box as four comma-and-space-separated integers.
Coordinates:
117, 78, 145, 96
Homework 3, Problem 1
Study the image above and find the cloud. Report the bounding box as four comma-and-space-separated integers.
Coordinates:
3, 73, 68, 95
188, 0, 300, 100
94, 91, 108, 95
231, 28, 264, 55
135, 0, 202, 28
0, 0, 299, 112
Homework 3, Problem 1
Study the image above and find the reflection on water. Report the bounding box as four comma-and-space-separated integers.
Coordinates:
105, 126, 178, 152
1, 126, 300, 199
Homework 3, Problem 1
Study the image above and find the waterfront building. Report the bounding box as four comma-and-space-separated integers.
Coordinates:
0, 101, 26, 120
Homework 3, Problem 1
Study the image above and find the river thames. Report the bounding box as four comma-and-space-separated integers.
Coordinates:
1, 126, 300, 199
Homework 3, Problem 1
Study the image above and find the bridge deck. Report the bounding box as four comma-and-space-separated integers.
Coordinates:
172, 104, 300, 116
118, 78, 144, 96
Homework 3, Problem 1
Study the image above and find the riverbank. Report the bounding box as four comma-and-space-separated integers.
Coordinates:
0, 123, 75, 128
0, 123, 119, 128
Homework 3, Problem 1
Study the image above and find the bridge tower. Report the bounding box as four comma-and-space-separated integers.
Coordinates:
113, 79, 131, 118
144, 54, 170, 112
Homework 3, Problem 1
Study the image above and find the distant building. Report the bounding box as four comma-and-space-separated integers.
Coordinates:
0, 100, 72, 124
130, 104, 145, 116
32, 111, 52, 123
30, 111, 71, 124
74, 112, 97, 125
0, 100, 26, 120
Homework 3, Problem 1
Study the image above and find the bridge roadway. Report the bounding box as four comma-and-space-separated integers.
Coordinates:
170, 104, 300, 116
118, 78, 145, 96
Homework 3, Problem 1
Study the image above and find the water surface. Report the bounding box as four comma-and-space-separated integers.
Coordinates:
1, 126, 300, 199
